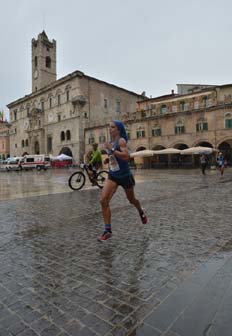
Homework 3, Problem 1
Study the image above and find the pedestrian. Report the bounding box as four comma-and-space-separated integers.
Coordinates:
216, 152, 225, 177
97, 120, 147, 242
200, 154, 208, 175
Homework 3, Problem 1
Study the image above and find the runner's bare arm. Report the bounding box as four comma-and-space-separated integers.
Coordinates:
115, 138, 130, 161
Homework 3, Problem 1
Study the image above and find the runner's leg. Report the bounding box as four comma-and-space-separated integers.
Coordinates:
100, 179, 118, 227
124, 187, 147, 224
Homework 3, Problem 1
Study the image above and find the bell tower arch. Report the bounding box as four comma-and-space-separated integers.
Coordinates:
31, 31, 57, 92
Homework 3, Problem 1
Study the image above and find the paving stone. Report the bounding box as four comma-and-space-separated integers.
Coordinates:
40, 324, 61, 336
30, 317, 53, 334
128, 323, 161, 336
170, 255, 232, 336
1, 169, 232, 336
7, 321, 28, 336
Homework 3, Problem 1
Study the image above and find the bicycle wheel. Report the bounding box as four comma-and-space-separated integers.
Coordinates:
95, 170, 109, 188
68, 171, 86, 190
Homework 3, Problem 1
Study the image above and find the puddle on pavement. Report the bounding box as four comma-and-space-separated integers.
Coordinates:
220, 239, 232, 252
16, 226, 52, 238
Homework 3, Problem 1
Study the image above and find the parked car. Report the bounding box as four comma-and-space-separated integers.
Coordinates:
5, 157, 23, 171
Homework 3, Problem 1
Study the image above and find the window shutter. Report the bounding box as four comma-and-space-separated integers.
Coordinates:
203, 123, 208, 131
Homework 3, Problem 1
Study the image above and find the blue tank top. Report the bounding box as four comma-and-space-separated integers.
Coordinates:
108, 140, 130, 177
217, 156, 225, 166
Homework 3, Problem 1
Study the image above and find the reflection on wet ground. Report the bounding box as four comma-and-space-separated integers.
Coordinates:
0, 168, 232, 335
0, 167, 227, 200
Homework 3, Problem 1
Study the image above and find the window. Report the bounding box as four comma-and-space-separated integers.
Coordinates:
172, 105, 177, 113
58, 114, 61, 122
25, 139, 29, 147
196, 122, 208, 132
35, 56, 38, 67
203, 96, 209, 108
136, 130, 145, 138
161, 104, 167, 114
152, 128, 162, 137
116, 99, 121, 113
175, 125, 185, 134
225, 118, 232, 128
46, 56, 51, 68
99, 135, 106, 143
89, 136, 95, 144
14, 110, 17, 121
26, 158, 34, 163
127, 132, 130, 140
22, 140, 25, 148
49, 97, 52, 108
194, 100, 199, 109
141, 110, 146, 118
58, 94, 61, 106
61, 131, 65, 141
47, 136, 52, 152
66, 90, 70, 102
41, 101, 44, 112
66, 130, 71, 140
104, 99, 108, 109
180, 101, 186, 112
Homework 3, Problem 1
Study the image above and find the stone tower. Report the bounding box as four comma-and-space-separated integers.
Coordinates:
31, 31, 57, 92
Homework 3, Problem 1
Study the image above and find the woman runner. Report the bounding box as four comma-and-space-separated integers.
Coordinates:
98, 120, 147, 241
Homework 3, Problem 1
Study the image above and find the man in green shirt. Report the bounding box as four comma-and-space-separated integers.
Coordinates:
88, 143, 102, 179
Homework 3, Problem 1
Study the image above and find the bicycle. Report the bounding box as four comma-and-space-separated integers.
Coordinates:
68, 163, 108, 190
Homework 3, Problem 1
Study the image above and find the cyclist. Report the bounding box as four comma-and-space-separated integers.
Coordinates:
88, 143, 102, 180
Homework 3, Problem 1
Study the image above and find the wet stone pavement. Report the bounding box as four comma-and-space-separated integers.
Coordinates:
0, 168, 232, 336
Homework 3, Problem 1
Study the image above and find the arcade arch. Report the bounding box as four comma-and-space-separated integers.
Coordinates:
59, 147, 73, 157
195, 141, 213, 148
218, 139, 232, 165
136, 146, 146, 151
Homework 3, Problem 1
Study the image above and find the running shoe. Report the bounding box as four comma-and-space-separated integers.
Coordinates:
97, 231, 112, 242
140, 210, 147, 224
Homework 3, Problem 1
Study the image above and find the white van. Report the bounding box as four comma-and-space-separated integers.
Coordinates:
20, 154, 51, 170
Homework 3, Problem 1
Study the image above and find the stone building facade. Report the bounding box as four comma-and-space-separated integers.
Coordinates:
0, 121, 10, 159
85, 84, 232, 166
7, 31, 143, 163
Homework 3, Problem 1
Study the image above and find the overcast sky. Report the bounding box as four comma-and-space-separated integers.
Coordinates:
1, 0, 232, 119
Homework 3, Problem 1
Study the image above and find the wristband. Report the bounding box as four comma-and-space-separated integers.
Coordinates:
111, 147, 115, 153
